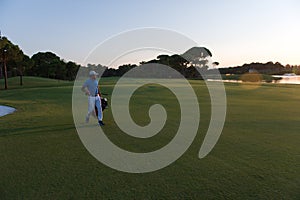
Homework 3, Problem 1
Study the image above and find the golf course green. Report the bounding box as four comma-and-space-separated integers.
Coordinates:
0, 76, 299, 199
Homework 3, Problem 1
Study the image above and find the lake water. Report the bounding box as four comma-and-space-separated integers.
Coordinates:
272, 75, 300, 84
207, 75, 300, 85
0, 105, 16, 117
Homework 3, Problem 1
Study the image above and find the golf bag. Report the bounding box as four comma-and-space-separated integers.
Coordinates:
95, 87, 108, 117
95, 96, 108, 117
100, 97, 108, 111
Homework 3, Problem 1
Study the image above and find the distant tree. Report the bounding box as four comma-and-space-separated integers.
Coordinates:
143, 54, 189, 77
0, 36, 24, 88
103, 68, 117, 77
182, 47, 212, 68
117, 64, 137, 76
15, 55, 34, 85
169, 54, 189, 76
139, 61, 147, 65
218, 62, 286, 75
53, 60, 66, 80
65, 61, 80, 80
212, 62, 219, 66
156, 54, 170, 66
138, 47, 213, 78
31, 52, 67, 79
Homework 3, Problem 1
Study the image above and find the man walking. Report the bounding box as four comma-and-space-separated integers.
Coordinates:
81, 71, 105, 126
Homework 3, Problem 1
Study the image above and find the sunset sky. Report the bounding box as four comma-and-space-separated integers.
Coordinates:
1, 0, 299, 68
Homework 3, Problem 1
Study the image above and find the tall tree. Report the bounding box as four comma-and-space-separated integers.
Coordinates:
182, 47, 212, 68
15, 55, 33, 85
66, 61, 80, 80
31, 52, 62, 78
0, 36, 24, 89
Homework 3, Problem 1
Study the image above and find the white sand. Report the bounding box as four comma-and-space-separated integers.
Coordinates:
0, 105, 16, 117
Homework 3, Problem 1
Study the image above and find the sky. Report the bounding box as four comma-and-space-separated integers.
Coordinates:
1, 0, 299, 68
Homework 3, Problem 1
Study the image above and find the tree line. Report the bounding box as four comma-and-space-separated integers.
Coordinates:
1, 35, 299, 87
0, 36, 80, 83
218, 62, 300, 75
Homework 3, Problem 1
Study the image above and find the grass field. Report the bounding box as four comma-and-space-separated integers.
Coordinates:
0, 76, 299, 199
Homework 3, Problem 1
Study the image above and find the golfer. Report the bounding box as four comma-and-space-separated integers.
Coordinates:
81, 71, 105, 126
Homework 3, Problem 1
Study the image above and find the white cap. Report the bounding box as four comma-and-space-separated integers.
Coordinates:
89, 70, 99, 76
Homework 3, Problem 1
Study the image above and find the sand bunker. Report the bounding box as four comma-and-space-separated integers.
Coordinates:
0, 105, 16, 117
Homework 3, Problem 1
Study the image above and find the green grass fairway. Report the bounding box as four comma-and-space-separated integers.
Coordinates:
0, 76, 299, 199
